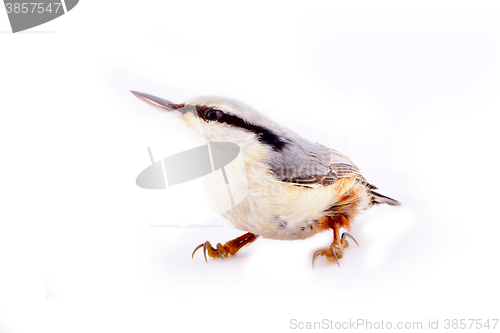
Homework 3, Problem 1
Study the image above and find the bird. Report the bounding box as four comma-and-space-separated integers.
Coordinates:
131, 90, 401, 268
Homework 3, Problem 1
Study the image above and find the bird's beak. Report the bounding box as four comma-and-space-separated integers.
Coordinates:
130, 90, 181, 112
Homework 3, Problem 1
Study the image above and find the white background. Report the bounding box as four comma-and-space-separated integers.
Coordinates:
1, 1, 499, 332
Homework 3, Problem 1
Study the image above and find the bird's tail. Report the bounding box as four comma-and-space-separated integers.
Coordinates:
369, 190, 401, 206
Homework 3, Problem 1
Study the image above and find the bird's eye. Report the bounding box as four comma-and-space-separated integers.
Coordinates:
205, 109, 223, 121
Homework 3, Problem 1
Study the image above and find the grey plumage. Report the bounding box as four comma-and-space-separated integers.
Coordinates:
265, 135, 400, 205
266, 139, 363, 187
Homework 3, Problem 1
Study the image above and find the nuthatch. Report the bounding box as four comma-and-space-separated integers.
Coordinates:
131, 91, 400, 268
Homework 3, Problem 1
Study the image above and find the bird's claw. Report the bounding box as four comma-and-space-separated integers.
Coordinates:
192, 242, 207, 262
192, 241, 229, 263
312, 233, 359, 269
341, 232, 359, 247
312, 248, 340, 269
191, 233, 258, 263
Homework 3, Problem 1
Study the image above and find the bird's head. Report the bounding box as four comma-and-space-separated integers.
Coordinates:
131, 91, 290, 153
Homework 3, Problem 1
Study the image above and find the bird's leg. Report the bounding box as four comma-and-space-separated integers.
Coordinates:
192, 232, 258, 262
312, 219, 359, 268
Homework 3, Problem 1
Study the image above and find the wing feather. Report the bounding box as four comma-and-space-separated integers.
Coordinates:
267, 141, 376, 188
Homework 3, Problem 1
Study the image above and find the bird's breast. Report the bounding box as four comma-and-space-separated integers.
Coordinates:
221, 167, 371, 240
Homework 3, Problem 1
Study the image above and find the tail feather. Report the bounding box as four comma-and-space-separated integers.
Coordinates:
370, 190, 401, 206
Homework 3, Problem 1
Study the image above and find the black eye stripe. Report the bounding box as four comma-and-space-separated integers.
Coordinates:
195, 105, 288, 151
196, 106, 218, 120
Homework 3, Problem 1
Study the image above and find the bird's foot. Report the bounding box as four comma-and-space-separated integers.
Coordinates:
192, 241, 229, 262
312, 232, 359, 269
192, 232, 258, 262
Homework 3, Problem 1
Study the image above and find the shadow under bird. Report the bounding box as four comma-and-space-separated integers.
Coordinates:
131, 90, 400, 268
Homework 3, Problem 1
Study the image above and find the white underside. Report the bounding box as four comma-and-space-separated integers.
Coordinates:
205, 142, 371, 241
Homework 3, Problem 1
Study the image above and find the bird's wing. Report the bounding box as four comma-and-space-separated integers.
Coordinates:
267, 142, 376, 188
